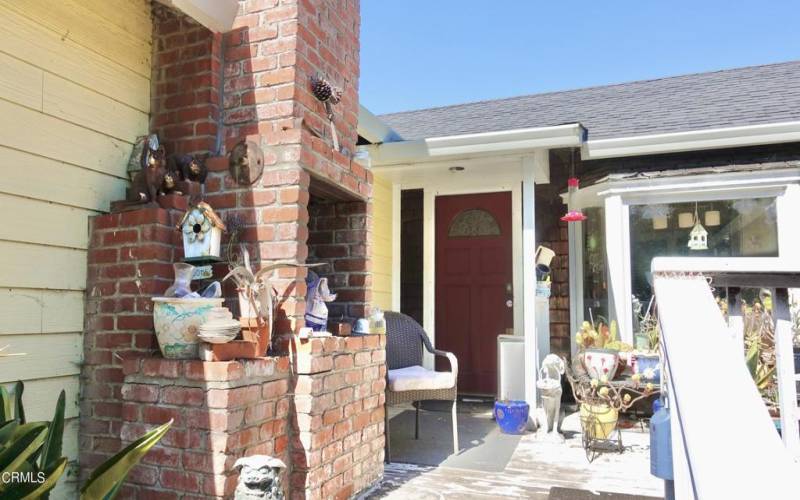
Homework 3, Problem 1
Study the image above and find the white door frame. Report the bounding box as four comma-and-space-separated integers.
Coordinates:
420, 179, 522, 370
383, 152, 548, 405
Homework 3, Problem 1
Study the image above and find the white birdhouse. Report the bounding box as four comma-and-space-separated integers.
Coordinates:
177, 202, 226, 261
688, 222, 708, 251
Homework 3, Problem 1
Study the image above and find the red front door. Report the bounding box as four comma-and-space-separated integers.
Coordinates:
435, 192, 513, 395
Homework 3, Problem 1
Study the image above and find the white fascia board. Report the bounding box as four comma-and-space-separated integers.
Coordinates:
584, 121, 800, 160
426, 124, 586, 157
559, 167, 800, 208
357, 105, 403, 143
366, 123, 585, 167
651, 257, 800, 275
156, 0, 238, 33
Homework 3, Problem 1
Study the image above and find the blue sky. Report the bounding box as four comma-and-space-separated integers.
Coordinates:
359, 1, 800, 115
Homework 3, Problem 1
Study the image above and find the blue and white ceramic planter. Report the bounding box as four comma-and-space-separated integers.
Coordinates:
635, 353, 661, 384
152, 297, 224, 359
494, 400, 530, 435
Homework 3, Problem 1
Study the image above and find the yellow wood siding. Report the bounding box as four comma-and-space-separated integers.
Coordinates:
0, 1, 151, 497
371, 174, 394, 310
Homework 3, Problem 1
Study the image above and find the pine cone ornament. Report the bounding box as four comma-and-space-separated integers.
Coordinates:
311, 76, 333, 102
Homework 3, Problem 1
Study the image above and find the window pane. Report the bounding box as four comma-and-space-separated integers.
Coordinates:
583, 207, 608, 321
629, 198, 778, 305
448, 208, 501, 238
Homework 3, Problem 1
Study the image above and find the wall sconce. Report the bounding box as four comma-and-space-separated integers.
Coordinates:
705, 210, 721, 227
678, 212, 694, 228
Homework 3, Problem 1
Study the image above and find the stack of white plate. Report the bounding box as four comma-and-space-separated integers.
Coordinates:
198, 307, 240, 344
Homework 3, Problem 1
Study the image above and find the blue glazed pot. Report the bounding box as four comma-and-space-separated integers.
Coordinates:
494, 400, 530, 435
636, 354, 661, 384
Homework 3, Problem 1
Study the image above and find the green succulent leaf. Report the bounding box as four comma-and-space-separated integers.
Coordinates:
79, 419, 172, 500
756, 365, 776, 390
4, 457, 68, 500
39, 391, 65, 476
745, 339, 759, 379
0, 420, 19, 447
0, 423, 48, 492
13, 381, 25, 425
0, 385, 11, 422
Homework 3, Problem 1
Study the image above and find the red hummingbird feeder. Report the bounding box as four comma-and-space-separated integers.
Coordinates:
561, 151, 587, 222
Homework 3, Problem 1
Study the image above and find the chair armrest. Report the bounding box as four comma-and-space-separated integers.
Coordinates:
432, 349, 458, 381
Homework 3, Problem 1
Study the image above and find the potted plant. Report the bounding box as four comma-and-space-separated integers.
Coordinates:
634, 302, 661, 384
223, 244, 323, 345
568, 373, 656, 440
575, 318, 632, 380
741, 300, 778, 414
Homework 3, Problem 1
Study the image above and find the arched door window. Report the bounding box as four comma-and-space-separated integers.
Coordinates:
448, 209, 501, 238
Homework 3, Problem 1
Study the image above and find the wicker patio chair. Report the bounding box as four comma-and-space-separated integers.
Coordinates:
384, 311, 459, 462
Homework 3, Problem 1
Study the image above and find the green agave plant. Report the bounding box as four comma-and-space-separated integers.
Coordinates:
0, 382, 171, 499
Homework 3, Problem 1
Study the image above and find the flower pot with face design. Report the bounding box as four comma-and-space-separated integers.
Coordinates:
581, 348, 620, 381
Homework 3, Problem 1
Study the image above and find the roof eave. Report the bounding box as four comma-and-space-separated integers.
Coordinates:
357, 105, 403, 144
364, 123, 586, 167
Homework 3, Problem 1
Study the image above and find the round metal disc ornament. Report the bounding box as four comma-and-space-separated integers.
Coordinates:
228, 140, 264, 186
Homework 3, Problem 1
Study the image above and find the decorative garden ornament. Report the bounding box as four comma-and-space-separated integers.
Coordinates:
177, 202, 226, 261
560, 150, 587, 222
167, 153, 208, 183
229, 140, 265, 186
310, 74, 343, 151
233, 455, 286, 500
304, 271, 337, 331
164, 262, 195, 298
536, 354, 565, 441
127, 142, 167, 203
535, 245, 555, 280
687, 203, 708, 251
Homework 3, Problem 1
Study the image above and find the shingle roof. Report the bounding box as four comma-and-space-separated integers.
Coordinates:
378, 60, 800, 141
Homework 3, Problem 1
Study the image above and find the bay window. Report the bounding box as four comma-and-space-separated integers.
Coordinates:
568, 169, 800, 350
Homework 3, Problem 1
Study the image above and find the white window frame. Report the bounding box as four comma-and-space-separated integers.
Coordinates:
568, 168, 800, 349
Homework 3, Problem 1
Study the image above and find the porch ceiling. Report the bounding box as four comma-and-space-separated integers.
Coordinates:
370, 154, 536, 187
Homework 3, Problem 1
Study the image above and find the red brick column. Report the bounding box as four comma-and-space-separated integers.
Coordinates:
151, 6, 222, 155
143, 0, 369, 340
290, 335, 386, 500
80, 207, 182, 473
82, 2, 382, 496
113, 337, 384, 499
119, 357, 292, 498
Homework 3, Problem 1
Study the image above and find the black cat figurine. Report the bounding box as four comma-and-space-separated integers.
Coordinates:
168, 153, 208, 184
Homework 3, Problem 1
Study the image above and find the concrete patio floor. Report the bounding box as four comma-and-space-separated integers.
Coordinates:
363, 404, 664, 499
